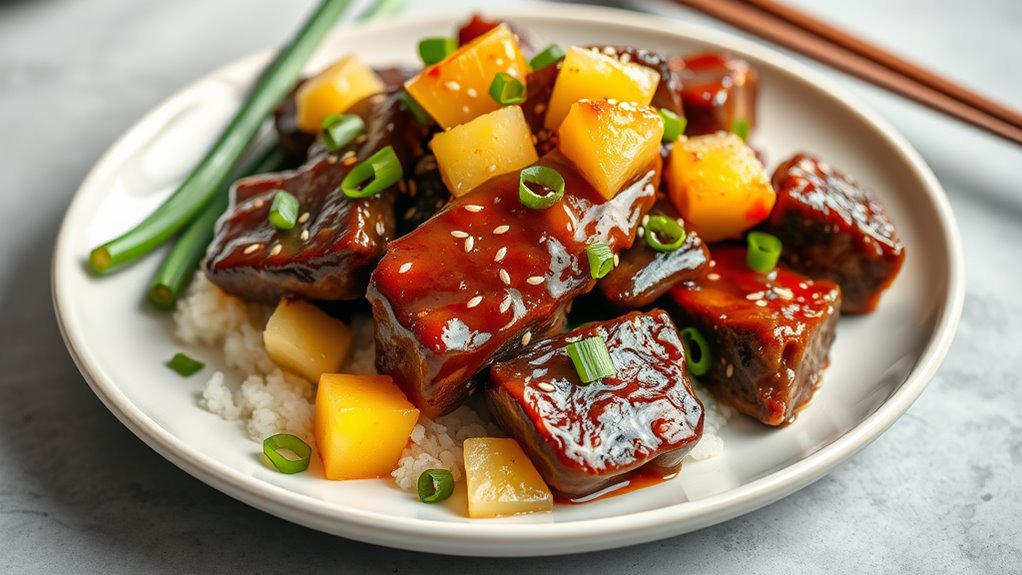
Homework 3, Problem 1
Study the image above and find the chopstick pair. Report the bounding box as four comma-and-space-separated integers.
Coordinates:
673, 0, 1022, 146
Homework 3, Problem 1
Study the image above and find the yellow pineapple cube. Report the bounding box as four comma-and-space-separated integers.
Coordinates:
430, 105, 539, 196
314, 374, 419, 480
405, 24, 529, 129
558, 99, 664, 199
295, 55, 385, 133
264, 299, 351, 383
463, 438, 553, 518
667, 133, 776, 243
544, 46, 660, 131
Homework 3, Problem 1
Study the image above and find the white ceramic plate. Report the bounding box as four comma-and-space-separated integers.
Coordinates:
52, 5, 963, 557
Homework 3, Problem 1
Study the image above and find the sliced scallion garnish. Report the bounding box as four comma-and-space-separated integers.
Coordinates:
489, 72, 526, 106
679, 327, 711, 376
262, 433, 312, 474
268, 190, 300, 230
320, 113, 364, 152
340, 145, 403, 198
418, 37, 457, 66
645, 215, 686, 252
417, 469, 455, 503
732, 118, 750, 141
659, 108, 686, 142
585, 242, 614, 279
566, 336, 616, 384
166, 353, 205, 377
518, 166, 565, 209
746, 231, 782, 273
530, 44, 566, 70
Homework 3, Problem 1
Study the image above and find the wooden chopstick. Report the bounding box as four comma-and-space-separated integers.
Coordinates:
673, 0, 1022, 145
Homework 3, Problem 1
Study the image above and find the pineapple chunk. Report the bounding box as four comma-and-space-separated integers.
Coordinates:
314, 374, 419, 480
463, 438, 553, 518
667, 133, 776, 243
559, 99, 664, 200
430, 105, 539, 197
295, 55, 385, 133
405, 24, 529, 129
264, 299, 351, 383
544, 46, 661, 131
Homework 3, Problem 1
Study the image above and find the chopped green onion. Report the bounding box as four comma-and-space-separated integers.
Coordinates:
268, 190, 300, 230
489, 72, 526, 106
530, 44, 566, 70
340, 145, 403, 198
586, 242, 615, 279
732, 118, 750, 141
166, 353, 205, 377
262, 433, 312, 474
320, 114, 364, 152
746, 231, 782, 273
399, 90, 432, 125
679, 327, 711, 376
418, 37, 457, 66
566, 336, 616, 384
87, 0, 355, 274
659, 108, 687, 142
645, 215, 687, 252
416, 469, 455, 503
518, 166, 565, 209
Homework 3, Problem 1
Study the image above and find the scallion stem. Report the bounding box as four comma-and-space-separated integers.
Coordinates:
88, 0, 355, 274
148, 146, 289, 309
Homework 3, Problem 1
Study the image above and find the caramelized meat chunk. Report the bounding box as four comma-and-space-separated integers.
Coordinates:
395, 153, 450, 236
486, 310, 704, 498
523, 62, 560, 153
670, 53, 757, 136
206, 89, 428, 302
669, 246, 840, 426
761, 153, 905, 313
598, 200, 711, 309
367, 151, 659, 417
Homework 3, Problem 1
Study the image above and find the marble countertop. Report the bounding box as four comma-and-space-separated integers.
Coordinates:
1, 0, 1019, 572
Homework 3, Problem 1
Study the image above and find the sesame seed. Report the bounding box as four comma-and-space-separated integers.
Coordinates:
464, 236, 475, 252
641, 214, 650, 226
521, 331, 533, 345
445, 80, 461, 91
243, 243, 261, 254
466, 88, 478, 98
398, 262, 412, 274
755, 299, 768, 307
493, 224, 510, 235
637, 227, 645, 238
537, 382, 555, 392
619, 53, 632, 63
602, 46, 617, 56
487, 164, 497, 173
745, 291, 766, 300
467, 295, 483, 308
798, 282, 809, 289
375, 220, 385, 235
773, 287, 795, 300
495, 58, 505, 66
269, 244, 282, 257
607, 98, 618, 105
356, 134, 367, 144
507, 67, 519, 78
464, 204, 484, 212
534, 103, 547, 114
451, 230, 469, 239
494, 246, 507, 262
707, 273, 721, 281
462, 105, 470, 114
298, 212, 310, 224
726, 363, 734, 378
341, 150, 356, 162
252, 199, 265, 209
343, 155, 358, 166
499, 298, 512, 314
499, 269, 511, 285
526, 276, 544, 285
300, 229, 310, 242
613, 253, 620, 267
409, 180, 418, 196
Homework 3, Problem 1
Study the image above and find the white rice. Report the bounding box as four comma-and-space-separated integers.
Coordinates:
174, 273, 731, 491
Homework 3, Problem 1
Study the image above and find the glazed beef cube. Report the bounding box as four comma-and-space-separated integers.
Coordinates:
670, 53, 757, 136
598, 200, 711, 309
205, 88, 429, 302
367, 151, 659, 417
523, 62, 560, 154
761, 153, 905, 313
486, 310, 704, 498
669, 246, 840, 426
395, 153, 450, 236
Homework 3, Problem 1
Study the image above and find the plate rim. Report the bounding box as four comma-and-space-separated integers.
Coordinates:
51, 3, 965, 556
